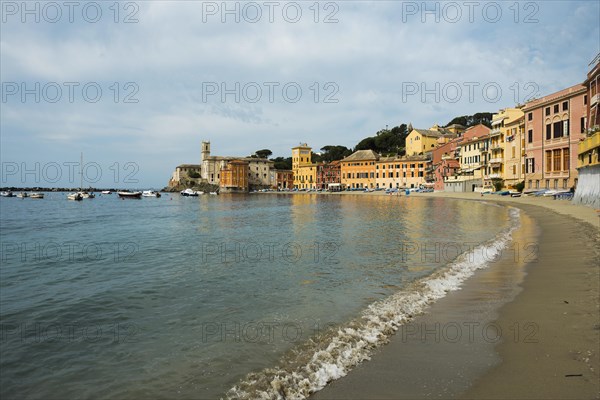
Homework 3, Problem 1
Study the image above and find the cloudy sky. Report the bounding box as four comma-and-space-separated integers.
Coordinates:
1, 0, 598, 188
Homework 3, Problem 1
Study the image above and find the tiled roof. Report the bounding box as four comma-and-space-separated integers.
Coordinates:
412, 128, 457, 138
177, 164, 201, 168
342, 150, 380, 161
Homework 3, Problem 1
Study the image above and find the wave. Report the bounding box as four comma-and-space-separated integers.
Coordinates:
225, 207, 521, 400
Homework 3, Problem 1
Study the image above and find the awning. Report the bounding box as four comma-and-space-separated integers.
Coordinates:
491, 118, 505, 126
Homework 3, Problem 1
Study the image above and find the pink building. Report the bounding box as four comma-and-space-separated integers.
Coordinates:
431, 139, 460, 190
523, 84, 587, 190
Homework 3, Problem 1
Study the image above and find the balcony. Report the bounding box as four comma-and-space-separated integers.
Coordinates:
490, 128, 502, 137
485, 173, 502, 179
489, 158, 503, 165
579, 131, 599, 154
591, 93, 599, 106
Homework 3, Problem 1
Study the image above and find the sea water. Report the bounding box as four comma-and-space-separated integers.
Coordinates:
0, 193, 514, 399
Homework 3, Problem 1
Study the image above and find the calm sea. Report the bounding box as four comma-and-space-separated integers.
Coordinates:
0, 193, 515, 399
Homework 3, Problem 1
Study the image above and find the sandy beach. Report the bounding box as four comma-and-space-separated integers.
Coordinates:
310, 192, 600, 399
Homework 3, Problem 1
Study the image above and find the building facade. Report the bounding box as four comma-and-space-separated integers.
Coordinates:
201, 141, 274, 189
340, 150, 379, 189
523, 84, 587, 190
375, 155, 431, 189
316, 161, 341, 190
169, 164, 202, 186
275, 170, 294, 190
405, 124, 460, 156
220, 160, 249, 192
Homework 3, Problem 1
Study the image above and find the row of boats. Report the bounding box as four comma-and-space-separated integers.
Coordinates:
1, 190, 162, 200
180, 188, 218, 196
1, 191, 45, 198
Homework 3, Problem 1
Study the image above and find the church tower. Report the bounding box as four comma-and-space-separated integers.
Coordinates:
201, 141, 211, 163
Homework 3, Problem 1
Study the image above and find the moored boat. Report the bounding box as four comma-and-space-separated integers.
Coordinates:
16, 192, 28, 198
0, 191, 14, 197
67, 192, 83, 201
118, 191, 142, 199
101, 190, 112, 194
180, 188, 200, 197
142, 190, 161, 198
30, 193, 44, 199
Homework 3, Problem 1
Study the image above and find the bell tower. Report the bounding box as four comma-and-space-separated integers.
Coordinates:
201, 141, 211, 163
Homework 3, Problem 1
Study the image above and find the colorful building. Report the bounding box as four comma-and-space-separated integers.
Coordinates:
445, 124, 490, 192
200, 141, 274, 189
316, 161, 341, 190
340, 150, 379, 189
375, 155, 431, 189
219, 160, 249, 192
291, 143, 318, 189
431, 138, 461, 191
405, 124, 460, 156
500, 108, 526, 188
274, 170, 294, 190
523, 84, 587, 190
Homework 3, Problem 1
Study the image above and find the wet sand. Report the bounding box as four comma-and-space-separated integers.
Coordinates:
312, 195, 600, 399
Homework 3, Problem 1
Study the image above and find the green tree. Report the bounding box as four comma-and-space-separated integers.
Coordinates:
255, 149, 272, 159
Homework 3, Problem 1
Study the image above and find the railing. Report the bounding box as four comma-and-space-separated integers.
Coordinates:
489, 158, 503, 164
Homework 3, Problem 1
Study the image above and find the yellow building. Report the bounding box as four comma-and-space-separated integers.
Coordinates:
495, 108, 526, 188
292, 143, 318, 189
405, 124, 459, 156
578, 131, 600, 168
341, 150, 379, 189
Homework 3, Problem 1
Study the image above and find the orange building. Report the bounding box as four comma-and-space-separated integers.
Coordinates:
219, 160, 249, 192
275, 170, 294, 190
340, 150, 379, 189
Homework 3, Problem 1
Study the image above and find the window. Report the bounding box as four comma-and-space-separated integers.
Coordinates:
563, 179, 568, 189
545, 107, 550, 116
563, 149, 570, 171
564, 119, 570, 136
512, 165, 516, 175
546, 124, 552, 140
553, 121, 563, 138
584, 95, 588, 105
528, 112, 533, 121
581, 117, 586, 133
545, 179, 549, 189
554, 179, 558, 189
562, 101, 568, 111
546, 151, 552, 172
512, 147, 516, 158
535, 180, 539, 189
553, 104, 559, 113
528, 180, 532, 189
553, 149, 561, 171
528, 130, 533, 143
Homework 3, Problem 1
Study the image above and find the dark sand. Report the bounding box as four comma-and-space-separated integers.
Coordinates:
312, 200, 600, 399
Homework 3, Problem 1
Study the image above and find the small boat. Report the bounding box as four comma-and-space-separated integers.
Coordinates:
80, 191, 95, 199
30, 193, 44, 199
209, 191, 218, 195
0, 191, 14, 197
67, 192, 83, 201
101, 190, 112, 194
16, 192, 28, 198
180, 188, 199, 197
142, 190, 161, 198
117, 191, 142, 199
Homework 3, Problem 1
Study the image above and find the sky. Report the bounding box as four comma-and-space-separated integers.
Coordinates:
1, 0, 599, 188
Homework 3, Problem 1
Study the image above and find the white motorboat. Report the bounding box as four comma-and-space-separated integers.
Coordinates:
142, 190, 161, 198
180, 188, 199, 197
30, 193, 44, 199
0, 191, 14, 197
79, 191, 95, 199
101, 190, 112, 194
16, 192, 28, 198
67, 192, 83, 201
209, 191, 218, 195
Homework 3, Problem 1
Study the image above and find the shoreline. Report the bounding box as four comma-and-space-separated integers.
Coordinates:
311, 194, 599, 399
